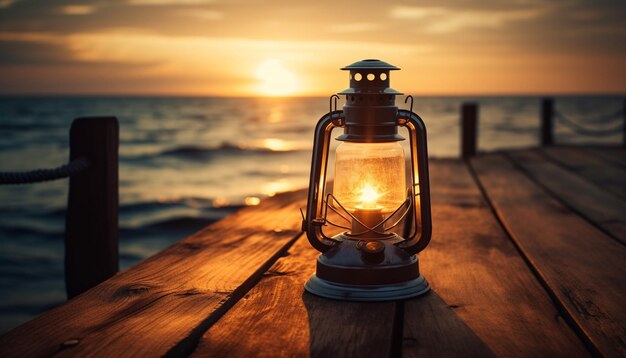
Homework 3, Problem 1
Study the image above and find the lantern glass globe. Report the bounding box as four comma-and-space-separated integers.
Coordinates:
333, 141, 407, 213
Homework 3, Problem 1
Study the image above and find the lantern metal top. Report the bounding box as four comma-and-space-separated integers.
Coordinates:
336, 59, 404, 142
338, 59, 403, 96
340, 59, 400, 71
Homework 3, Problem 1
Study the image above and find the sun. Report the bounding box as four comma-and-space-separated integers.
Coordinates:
255, 59, 298, 96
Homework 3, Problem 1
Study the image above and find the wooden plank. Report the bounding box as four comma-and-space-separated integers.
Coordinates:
196, 161, 586, 357
508, 149, 626, 244
0, 190, 306, 357
404, 160, 586, 357
585, 147, 626, 169
403, 293, 495, 358
542, 146, 626, 200
193, 236, 398, 357
471, 153, 626, 357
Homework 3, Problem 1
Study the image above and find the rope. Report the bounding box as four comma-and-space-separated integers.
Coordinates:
0, 157, 90, 185
555, 110, 623, 137
574, 108, 623, 124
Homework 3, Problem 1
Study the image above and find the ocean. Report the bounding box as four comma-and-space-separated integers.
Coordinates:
0, 95, 623, 333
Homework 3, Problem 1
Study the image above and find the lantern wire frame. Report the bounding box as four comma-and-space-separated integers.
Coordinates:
314, 94, 420, 239
319, 188, 419, 238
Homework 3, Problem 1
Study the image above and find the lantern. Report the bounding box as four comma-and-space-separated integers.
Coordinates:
303, 59, 432, 301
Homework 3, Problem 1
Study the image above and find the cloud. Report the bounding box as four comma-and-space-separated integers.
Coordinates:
60, 5, 97, 16
0, 0, 624, 95
328, 22, 378, 34
127, 0, 216, 5
389, 5, 544, 33
389, 6, 445, 20
0, 0, 17, 9
177, 9, 223, 20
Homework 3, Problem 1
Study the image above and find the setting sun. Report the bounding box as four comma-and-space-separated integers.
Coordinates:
255, 59, 298, 96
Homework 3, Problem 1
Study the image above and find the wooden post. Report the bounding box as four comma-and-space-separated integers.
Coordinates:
541, 98, 554, 146
461, 103, 478, 159
622, 97, 626, 148
65, 117, 119, 299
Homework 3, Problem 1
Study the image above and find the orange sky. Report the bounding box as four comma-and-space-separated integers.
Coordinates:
0, 0, 624, 96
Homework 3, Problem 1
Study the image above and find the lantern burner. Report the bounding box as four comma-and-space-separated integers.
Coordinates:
322, 192, 414, 240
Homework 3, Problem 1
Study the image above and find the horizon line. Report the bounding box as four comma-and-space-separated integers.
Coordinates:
0, 92, 625, 98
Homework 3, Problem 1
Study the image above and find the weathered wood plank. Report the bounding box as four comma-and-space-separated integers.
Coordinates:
471, 153, 626, 357
195, 161, 586, 357
193, 236, 397, 358
404, 160, 586, 357
403, 293, 495, 358
585, 147, 626, 169
0, 190, 306, 357
542, 147, 626, 200
508, 150, 626, 244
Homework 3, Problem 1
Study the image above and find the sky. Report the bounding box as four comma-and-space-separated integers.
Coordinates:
0, 0, 624, 96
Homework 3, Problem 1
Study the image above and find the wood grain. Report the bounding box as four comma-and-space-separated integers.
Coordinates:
585, 147, 626, 169
404, 160, 586, 357
0, 190, 306, 357
192, 234, 397, 357
542, 147, 626, 200
508, 149, 626, 244
471, 153, 626, 357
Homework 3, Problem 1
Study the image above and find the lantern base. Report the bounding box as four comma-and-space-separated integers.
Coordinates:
304, 274, 429, 301
303, 235, 430, 301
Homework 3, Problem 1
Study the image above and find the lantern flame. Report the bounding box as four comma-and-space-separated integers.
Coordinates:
358, 184, 381, 209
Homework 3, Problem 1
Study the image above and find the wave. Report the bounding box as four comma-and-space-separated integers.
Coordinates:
1, 214, 234, 241
160, 142, 295, 158
121, 142, 305, 163
142, 216, 219, 231
0, 225, 64, 239
0, 122, 59, 131
6, 197, 244, 241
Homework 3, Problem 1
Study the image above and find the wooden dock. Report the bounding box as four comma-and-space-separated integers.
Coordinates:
0, 146, 624, 357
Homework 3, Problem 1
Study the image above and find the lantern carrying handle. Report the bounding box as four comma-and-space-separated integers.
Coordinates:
303, 110, 345, 252
330, 94, 339, 113
396, 109, 432, 255
404, 95, 414, 114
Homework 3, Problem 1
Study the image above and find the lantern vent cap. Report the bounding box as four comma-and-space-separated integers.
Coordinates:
338, 59, 403, 96
341, 59, 400, 71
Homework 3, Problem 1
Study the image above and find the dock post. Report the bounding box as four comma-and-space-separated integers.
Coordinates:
541, 98, 554, 146
461, 103, 478, 159
65, 117, 119, 299
623, 97, 626, 148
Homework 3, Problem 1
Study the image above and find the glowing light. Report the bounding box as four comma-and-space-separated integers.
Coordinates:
244, 196, 261, 206
358, 184, 381, 209
261, 138, 294, 152
262, 180, 293, 197
212, 198, 231, 208
255, 59, 298, 96
268, 106, 283, 123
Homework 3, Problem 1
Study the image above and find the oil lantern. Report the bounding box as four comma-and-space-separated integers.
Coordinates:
303, 59, 432, 301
